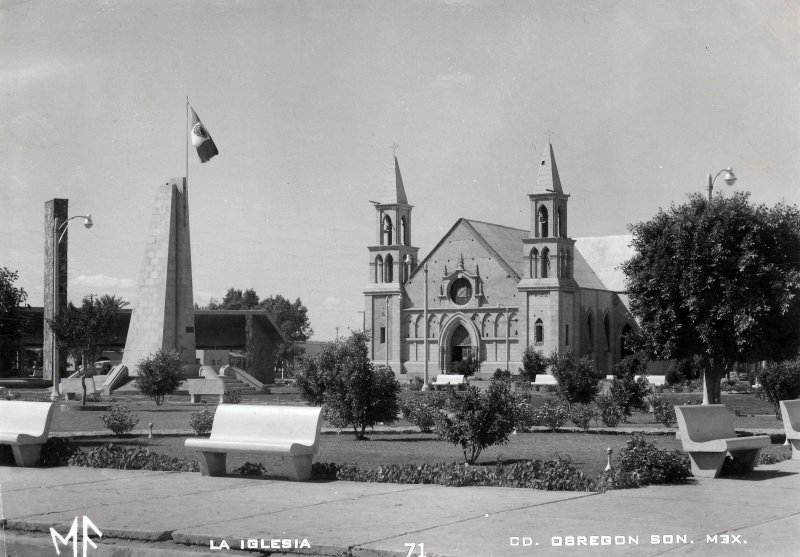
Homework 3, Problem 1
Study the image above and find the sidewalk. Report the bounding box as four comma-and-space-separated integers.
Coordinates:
1, 459, 798, 556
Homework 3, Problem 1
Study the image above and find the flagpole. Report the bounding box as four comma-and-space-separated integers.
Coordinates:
185, 97, 190, 185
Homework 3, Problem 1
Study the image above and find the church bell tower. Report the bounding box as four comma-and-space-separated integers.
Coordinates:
363, 154, 419, 372
517, 138, 579, 355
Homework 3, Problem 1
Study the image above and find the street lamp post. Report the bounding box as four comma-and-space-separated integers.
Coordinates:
51, 214, 93, 401
707, 168, 737, 201
423, 264, 429, 390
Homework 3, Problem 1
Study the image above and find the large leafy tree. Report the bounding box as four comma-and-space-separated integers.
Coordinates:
47, 295, 123, 404
295, 330, 400, 440
622, 193, 800, 404
205, 288, 313, 376
0, 268, 28, 376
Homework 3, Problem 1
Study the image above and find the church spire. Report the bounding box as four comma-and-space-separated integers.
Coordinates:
381, 148, 409, 204
535, 138, 563, 194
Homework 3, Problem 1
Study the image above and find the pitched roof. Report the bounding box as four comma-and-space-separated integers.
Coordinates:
572, 235, 634, 292
381, 156, 409, 204
462, 219, 528, 280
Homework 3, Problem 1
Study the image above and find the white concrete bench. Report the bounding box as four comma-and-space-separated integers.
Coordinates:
185, 378, 225, 403
780, 399, 800, 461
0, 401, 55, 466
432, 374, 464, 388
675, 404, 770, 478
185, 405, 323, 481
531, 374, 557, 391
60, 377, 101, 400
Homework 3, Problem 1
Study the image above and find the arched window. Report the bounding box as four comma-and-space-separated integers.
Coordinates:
384, 254, 394, 283
538, 206, 549, 238
383, 215, 393, 246
541, 248, 550, 278
375, 255, 383, 283
621, 324, 634, 358
603, 313, 611, 351
400, 216, 407, 246
534, 318, 544, 343
587, 311, 594, 349
557, 207, 564, 237
566, 251, 572, 279
530, 248, 539, 278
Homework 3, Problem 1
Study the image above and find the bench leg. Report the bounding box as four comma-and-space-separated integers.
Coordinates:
198, 452, 227, 476
729, 449, 762, 474
11, 444, 42, 467
190, 394, 200, 403
285, 455, 313, 481
790, 439, 800, 461
218, 394, 224, 404
688, 452, 726, 478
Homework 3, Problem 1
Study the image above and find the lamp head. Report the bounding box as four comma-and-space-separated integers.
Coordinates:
83, 214, 93, 229
722, 168, 737, 187
404, 254, 413, 265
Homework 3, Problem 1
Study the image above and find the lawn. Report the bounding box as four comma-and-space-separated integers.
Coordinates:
67, 431, 791, 478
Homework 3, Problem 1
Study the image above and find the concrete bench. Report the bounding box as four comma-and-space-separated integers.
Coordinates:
532, 374, 557, 391
185, 405, 323, 481
780, 399, 800, 460
675, 404, 770, 478
185, 378, 225, 403
60, 377, 101, 400
0, 401, 55, 466
432, 374, 464, 388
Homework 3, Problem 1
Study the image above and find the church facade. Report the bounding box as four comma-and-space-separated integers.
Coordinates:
364, 141, 639, 379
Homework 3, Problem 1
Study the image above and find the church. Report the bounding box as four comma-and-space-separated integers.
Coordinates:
363, 140, 639, 379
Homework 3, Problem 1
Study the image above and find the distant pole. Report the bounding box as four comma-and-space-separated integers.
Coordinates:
335, 326, 339, 341
186, 97, 190, 183
359, 310, 365, 331
422, 264, 429, 390
51, 217, 60, 400
385, 296, 390, 371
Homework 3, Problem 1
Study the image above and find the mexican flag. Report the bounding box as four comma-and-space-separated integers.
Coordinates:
189, 107, 219, 163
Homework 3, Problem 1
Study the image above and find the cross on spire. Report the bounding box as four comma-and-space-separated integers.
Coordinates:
391, 143, 400, 157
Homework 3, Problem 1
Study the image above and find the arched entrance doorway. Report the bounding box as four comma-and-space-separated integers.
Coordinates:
449, 324, 472, 370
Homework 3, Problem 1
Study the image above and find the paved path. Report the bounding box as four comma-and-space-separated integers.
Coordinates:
1, 458, 798, 556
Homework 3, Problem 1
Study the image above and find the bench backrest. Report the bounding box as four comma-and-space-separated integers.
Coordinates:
0, 401, 55, 437
61, 377, 97, 393
780, 399, 800, 433
210, 405, 323, 448
674, 404, 735, 442
434, 375, 464, 385
533, 375, 557, 385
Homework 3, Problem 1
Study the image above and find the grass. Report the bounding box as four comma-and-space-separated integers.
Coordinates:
67, 431, 792, 478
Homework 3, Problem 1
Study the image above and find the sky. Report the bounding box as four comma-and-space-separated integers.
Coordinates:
2, 0, 798, 340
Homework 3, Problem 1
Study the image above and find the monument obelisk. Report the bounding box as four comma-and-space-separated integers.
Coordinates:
122, 178, 197, 375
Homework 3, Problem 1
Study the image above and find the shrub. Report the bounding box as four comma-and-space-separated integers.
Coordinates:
493, 368, 511, 380
610, 356, 651, 418
232, 462, 268, 477
755, 358, 800, 419
224, 390, 242, 404
407, 376, 424, 391
665, 358, 701, 387
434, 379, 518, 464
595, 393, 624, 427
189, 408, 215, 435
68, 443, 199, 472
549, 349, 601, 405
519, 346, 548, 383
295, 331, 401, 439
569, 403, 595, 431
401, 393, 445, 432
40, 437, 78, 466
651, 394, 676, 427
135, 348, 184, 406
514, 401, 540, 431
451, 355, 482, 377
538, 401, 568, 432
100, 403, 139, 436
616, 434, 691, 484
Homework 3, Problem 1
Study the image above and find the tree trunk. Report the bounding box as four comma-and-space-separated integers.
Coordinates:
80, 353, 87, 406
702, 362, 724, 405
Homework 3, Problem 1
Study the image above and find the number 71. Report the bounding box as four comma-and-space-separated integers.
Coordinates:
404, 542, 426, 557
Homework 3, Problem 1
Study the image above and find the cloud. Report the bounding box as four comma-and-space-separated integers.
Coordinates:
0, 61, 77, 87
323, 296, 343, 308
70, 274, 136, 294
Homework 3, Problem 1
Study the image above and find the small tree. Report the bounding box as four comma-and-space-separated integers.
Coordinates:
434, 379, 517, 464
294, 331, 401, 440
135, 349, 184, 406
755, 359, 800, 419
451, 354, 482, 377
549, 349, 601, 405
519, 346, 547, 382
47, 295, 121, 405
0, 268, 28, 376
609, 355, 651, 418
